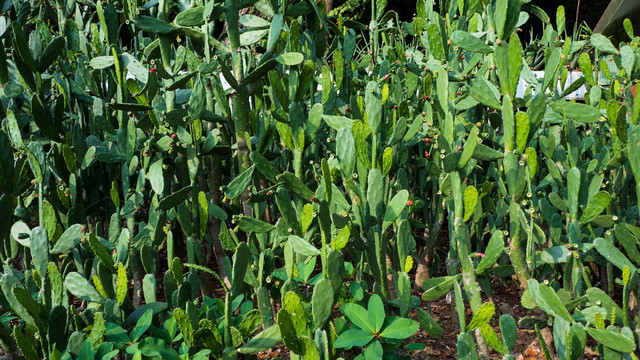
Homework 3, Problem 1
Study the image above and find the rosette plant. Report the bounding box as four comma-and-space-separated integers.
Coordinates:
334, 294, 419, 359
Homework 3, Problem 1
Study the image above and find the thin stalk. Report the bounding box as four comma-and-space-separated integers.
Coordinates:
38, 182, 43, 227
224, 292, 232, 347
509, 202, 529, 288
226, 0, 253, 216
451, 172, 481, 312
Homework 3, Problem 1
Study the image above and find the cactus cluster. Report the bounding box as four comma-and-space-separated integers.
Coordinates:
2, 0, 640, 358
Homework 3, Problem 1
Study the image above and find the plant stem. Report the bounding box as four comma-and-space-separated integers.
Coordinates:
226, 0, 253, 216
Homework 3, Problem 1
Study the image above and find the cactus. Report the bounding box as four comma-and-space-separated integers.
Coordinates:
173, 308, 194, 347
585, 327, 635, 353
278, 308, 303, 355
143, 274, 157, 303
29, 227, 48, 278
499, 315, 517, 354
64, 272, 103, 304
2, 0, 640, 358
194, 323, 223, 355
88, 311, 105, 345
48, 262, 63, 306
417, 308, 443, 338
457, 332, 478, 360
116, 262, 128, 306
311, 279, 334, 329
467, 303, 495, 332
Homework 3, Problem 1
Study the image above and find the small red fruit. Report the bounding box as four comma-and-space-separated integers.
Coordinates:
407, 200, 413, 206
171, 134, 176, 139
150, 67, 157, 73
424, 152, 430, 158
311, 196, 318, 202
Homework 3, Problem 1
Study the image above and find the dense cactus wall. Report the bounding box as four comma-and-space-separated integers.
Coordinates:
1, 0, 640, 359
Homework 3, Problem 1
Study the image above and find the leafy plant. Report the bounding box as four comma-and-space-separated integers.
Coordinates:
334, 294, 419, 359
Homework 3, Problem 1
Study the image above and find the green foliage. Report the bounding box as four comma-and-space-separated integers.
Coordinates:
2, 0, 640, 358
335, 294, 419, 357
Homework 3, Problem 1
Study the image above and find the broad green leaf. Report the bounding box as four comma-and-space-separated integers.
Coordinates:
342, 303, 373, 332
130, 309, 153, 342
380, 317, 419, 339
368, 294, 385, 333
334, 329, 373, 348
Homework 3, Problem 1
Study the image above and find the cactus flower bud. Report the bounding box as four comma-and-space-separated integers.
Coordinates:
150, 67, 156, 73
